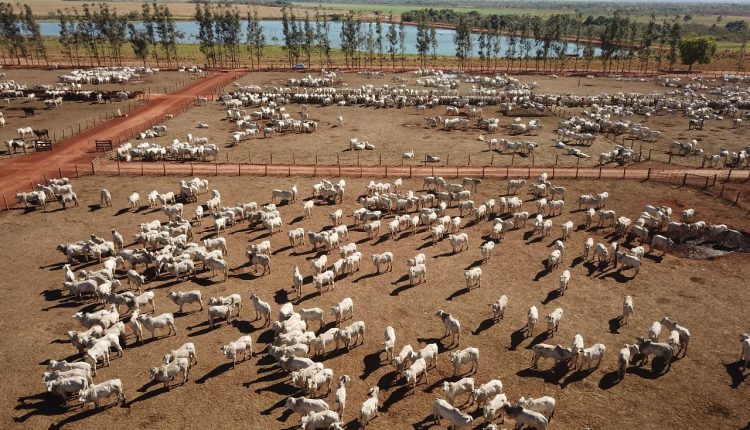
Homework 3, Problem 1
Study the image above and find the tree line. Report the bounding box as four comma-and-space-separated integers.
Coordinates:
402, 8, 699, 73
0, 2, 46, 66
0, 2, 728, 72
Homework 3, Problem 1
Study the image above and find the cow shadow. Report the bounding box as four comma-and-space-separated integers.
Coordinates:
360, 350, 383, 380
353, 271, 381, 283
88, 204, 102, 212
598, 370, 623, 390
583, 261, 600, 276
561, 367, 597, 388
526, 331, 551, 349
375, 363, 399, 387
533, 267, 551, 281
114, 208, 130, 216
390, 279, 417, 296
128, 384, 169, 406
598, 270, 634, 283
48, 403, 116, 428
273, 245, 294, 255
541, 288, 561, 305
725, 360, 748, 388
195, 362, 235, 384
508, 327, 528, 351
244, 368, 286, 388
13, 392, 70, 423
232, 319, 256, 334
446, 287, 471, 301
415, 241, 435, 251
569, 256, 584, 268
295, 291, 320, 305
526, 235, 543, 245
472, 318, 495, 336
516, 365, 569, 385
380, 385, 410, 412
464, 259, 482, 270
608, 316, 623, 334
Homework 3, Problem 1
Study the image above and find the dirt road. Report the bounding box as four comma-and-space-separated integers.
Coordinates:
0, 69, 245, 200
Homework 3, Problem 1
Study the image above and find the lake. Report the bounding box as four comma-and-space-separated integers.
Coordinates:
39, 20, 598, 57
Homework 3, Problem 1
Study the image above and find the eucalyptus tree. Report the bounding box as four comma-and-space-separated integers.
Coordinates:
416, 16, 430, 68
667, 18, 682, 71
398, 20, 406, 68
246, 9, 265, 69
429, 26, 438, 66
375, 13, 384, 67
303, 12, 315, 67
387, 14, 398, 69
454, 13, 472, 70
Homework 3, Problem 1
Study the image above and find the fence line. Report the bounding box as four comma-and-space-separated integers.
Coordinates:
3, 162, 748, 212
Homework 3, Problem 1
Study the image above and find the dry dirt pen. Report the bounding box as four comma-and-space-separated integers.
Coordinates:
0, 69, 202, 158
4, 175, 750, 429
115, 71, 749, 170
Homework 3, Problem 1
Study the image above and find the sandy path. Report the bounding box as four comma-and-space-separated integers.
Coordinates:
0, 69, 245, 200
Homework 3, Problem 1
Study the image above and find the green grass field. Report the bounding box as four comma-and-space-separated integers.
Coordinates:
294, 1, 748, 27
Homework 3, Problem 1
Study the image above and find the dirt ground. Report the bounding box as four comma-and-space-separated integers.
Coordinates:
0, 70, 201, 157
121, 71, 748, 169
3, 175, 749, 429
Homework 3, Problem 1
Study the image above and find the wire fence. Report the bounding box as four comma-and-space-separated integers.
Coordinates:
3, 159, 748, 213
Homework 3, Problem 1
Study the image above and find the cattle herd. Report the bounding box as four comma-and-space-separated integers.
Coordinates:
5, 66, 750, 429
34, 164, 747, 429
101, 68, 750, 172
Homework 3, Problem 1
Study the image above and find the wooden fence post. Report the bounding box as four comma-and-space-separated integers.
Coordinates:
75, 164, 79, 178
2, 195, 7, 211
238, 163, 241, 176
117, 162, 121, 176
446, 154, 450, 166
682, 173, 688, 186
598, 167, 602, 179
552, 166, 555, 179
735, 191, 741, 205
467, 154, 471, 166
141, 163, 144, 176
91, 163, 95, 175
409, 165, 412, 178
646, 168, 651, 180
163, 161, 166, 176
265, 164, 268, 176
58, 167, 63, 178
491, 154, 494, 166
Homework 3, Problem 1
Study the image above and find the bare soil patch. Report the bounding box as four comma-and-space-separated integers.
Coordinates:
128, 71, 748, 170
2, 175, 749, 429
0, 70, 200, 157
